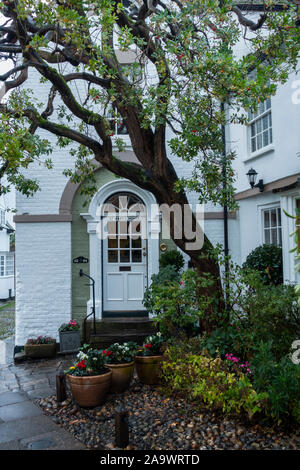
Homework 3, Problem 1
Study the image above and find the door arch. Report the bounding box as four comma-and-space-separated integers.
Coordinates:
81, 179, 160, 319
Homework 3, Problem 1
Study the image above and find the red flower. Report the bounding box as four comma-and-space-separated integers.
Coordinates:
144, 343, 152, 349
102, 350, 112, 356
76, 360, 86, 369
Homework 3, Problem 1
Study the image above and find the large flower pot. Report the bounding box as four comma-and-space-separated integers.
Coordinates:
24, 342, 56, 359
59, 330, 81, 353
135, 355, 162, 385
67, 369, 112, 407
106, 361, 135, 393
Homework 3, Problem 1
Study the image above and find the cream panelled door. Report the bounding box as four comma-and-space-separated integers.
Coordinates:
102, 193, 148, 313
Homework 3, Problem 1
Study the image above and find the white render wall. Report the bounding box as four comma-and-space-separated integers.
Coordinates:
15, 222, 72, 345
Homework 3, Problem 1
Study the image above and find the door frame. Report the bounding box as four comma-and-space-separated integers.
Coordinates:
81, 179, 160, 319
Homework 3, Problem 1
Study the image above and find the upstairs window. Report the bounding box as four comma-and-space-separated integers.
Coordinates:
249, 98, 272, 153
107, 106, 129, 137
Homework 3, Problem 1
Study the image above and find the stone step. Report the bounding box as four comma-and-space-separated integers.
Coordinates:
89, 331, 153, 349
84, 318, 156, 335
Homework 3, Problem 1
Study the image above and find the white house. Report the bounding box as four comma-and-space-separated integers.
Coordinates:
10, 6, 300, 349
0, 181, 15, 300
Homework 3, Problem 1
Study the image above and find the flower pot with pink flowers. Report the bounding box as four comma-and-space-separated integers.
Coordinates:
59, 319, 81, 353
103, 342, 138, 393
135, 333, 164, 385
24, 336, 57, 358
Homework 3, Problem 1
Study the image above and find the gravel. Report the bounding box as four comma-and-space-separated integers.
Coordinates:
35, 378, 300, 450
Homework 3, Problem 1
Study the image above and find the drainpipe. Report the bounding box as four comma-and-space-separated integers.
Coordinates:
221, 102, 229, 309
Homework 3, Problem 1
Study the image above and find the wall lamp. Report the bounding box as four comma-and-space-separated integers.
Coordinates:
246, 168, 264, 192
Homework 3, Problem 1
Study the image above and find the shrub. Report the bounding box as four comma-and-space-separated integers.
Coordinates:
161, 346, 266, 418
243, 244, 283, 285
159, 250, 185, 273
144, 269, 202, 339
250, 341, 300, 423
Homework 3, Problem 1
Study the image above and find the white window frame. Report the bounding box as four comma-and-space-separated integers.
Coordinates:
248, 98, 274, 158
261, 204, 282, 247
0, 209, 5, 226
0, 253, 14, 277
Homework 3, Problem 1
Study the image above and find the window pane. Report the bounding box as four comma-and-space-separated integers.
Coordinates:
266, 98, 271, 110
251, 138, 256, 153
264, 211, 270, 228
257, 133, 262, 150
108, 237, 118, 248
271, 228, 277, 245
277, 208, 281, 226
278, 229, 282, 246
132, 250, 142, 263
132, 237, 142, 248
271, 209, 277, 227
120, 250, 130, 263
108, 251, 118, 263
263, 131, 269, 147
120, 237, 130, 249
264, 230, 270, 244
269, 128, 273, 144
251, 123, 256, 137
263, 115, 268, 130
256, 118, 262, 133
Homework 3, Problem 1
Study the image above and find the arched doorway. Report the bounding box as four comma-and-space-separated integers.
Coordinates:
81, 179, 160, 319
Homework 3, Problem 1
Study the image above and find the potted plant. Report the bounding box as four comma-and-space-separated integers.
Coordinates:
135, 332, 164, 385
24, 336, 57, 358
103, 342, 138, 393
59, 319, 81, 353
65, 345, 112, 407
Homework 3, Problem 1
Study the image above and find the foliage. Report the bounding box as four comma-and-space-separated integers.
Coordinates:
144, 269, 202, 339
243, 244, 283, 285
66, 344, 107, 376
101, 342, 138, 364
0, 1, 299, 210
26, 336, 56, 345
161, 346, 266, 418
250, 341, 300, 423
159, 250, 185, 273
137, 332, 165, 357
59, 319, 80, 332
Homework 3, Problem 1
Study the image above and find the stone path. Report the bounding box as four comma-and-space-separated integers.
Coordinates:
0, 336, 86, 450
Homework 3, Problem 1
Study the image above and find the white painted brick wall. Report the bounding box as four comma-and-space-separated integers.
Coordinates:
15, 222, 72, 345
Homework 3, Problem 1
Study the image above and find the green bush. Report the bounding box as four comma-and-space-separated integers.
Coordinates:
143, 269, 201, 339
161, 346, 266, 418
251, 341, 300, 423
243, 244, 283, 285
159, 250, 185, 273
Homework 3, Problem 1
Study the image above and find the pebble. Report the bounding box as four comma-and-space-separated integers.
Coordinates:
35, 379, 300, 451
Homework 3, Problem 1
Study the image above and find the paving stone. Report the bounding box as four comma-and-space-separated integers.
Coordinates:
26, 386, 56, 399
0, 414, 58, 443
0, 391, 28, 407
20, 430, 86, 450
0, 400, 42, 422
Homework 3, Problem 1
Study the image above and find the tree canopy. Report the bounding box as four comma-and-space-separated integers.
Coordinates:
0, 0, 299, 315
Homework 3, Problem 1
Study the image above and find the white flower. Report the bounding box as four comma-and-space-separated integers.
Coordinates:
157, 332, 162, 337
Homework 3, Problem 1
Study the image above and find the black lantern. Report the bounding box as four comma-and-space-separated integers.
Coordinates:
246, 168, 264, 192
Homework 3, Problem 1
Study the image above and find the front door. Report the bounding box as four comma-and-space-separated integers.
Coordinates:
102, 192, 148, 315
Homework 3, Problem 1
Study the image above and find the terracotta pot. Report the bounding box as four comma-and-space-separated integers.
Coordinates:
24, 342, 56, 358
135, 355, 163, 385
67, 369, 112, 407
106, 361, 135, 393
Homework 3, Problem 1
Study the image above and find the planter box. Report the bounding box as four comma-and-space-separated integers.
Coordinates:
67, 369, 112, 407
59, 330, 81, 353
24, 342, 56, 359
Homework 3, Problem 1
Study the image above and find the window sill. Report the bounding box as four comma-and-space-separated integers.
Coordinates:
244, 144, 275, 162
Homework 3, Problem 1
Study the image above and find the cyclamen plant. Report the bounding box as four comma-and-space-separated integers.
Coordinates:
59, 319, 80, 332
26, 336, 56, 345
102, 342, 138, 364
66, 345, 107, 376
138, 332, 164, 357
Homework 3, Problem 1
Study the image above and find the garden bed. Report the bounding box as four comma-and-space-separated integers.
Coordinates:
36, 378, 300, 450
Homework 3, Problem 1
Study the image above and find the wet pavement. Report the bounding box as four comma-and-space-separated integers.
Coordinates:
0, 336, 86, 450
